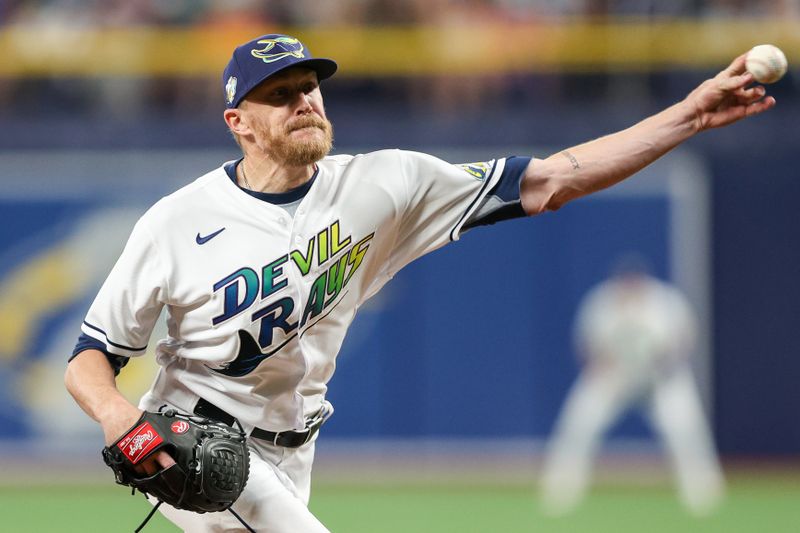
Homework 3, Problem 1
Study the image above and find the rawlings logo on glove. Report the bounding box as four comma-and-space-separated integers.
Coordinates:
102, 409, 250, 530
118, 422, 163, 463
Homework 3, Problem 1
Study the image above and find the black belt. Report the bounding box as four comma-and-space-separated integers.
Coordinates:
194, 398, 330, 448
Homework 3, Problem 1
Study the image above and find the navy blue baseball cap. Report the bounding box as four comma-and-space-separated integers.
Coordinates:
223, 34, 337, 109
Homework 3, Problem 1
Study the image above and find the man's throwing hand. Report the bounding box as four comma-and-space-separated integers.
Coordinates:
686, 53, 777, 132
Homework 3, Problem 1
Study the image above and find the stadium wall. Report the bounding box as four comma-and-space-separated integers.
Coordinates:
0, 132, 797, 456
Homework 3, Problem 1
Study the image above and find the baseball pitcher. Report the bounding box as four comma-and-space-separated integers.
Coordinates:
65, 33, 774, 531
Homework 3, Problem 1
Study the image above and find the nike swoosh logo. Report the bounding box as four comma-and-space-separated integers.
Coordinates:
196, 227, 225, 245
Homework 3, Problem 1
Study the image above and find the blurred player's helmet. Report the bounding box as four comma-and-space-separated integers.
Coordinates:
222, 34, 338, 108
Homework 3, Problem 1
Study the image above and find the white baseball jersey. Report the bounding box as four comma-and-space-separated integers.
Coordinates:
77, 149, 528, 434
574, 275, 697, 371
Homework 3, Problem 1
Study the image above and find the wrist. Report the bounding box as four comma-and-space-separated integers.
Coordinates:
672, 98, 703, 136
97, 399, 142, 444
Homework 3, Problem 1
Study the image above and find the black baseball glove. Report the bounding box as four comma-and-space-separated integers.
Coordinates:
102, 409, 250, 515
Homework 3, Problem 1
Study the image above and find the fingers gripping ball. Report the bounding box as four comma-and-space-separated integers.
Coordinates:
102, 410, 250, 513
746, 44, 788, 84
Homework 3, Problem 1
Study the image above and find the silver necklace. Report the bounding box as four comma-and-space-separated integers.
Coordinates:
240, 161, 253, 190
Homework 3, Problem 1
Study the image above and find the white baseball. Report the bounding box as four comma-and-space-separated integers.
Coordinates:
745, 44, 788, 84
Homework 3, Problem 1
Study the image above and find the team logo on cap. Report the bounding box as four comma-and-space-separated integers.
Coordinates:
251, 37, 306, 63
225, 76, 237, 105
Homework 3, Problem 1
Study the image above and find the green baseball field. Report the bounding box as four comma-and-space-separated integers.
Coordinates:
1, 468, 797, 532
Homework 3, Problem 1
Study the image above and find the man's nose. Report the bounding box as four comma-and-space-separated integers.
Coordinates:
294, 92, 313, 114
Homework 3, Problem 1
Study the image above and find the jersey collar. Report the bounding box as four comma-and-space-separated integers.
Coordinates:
224, 158, 318, 204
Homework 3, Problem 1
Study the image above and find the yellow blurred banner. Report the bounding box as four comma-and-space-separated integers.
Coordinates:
1, 20, 799, 77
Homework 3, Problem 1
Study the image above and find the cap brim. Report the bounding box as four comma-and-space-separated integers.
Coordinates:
298, 58, 338, 81
256, 57, 338, 86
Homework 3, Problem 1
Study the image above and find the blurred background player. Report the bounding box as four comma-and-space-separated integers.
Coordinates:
540, 255, 725, 515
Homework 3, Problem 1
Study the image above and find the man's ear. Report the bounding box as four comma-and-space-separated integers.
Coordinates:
224, 108, 250, 136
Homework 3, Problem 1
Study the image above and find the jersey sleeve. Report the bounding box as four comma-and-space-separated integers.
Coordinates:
572, 285, 608, 360
664, 287, 698, 357
387, 151, 522, 272
70, 332, 130, 375
464, 156, 531, 229
80, 215, 168, 358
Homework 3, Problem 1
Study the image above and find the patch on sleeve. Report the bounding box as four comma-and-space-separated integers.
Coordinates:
455, 161, 494, 181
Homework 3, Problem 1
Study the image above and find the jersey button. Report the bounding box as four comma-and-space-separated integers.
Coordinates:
294, 236, 303, 245
278, 217, 287, 225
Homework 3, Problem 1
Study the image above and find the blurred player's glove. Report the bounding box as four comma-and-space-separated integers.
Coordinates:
102, 409, 250, 516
